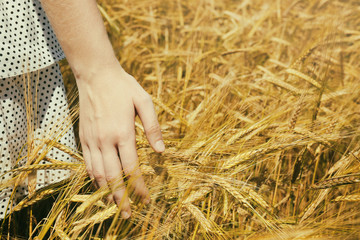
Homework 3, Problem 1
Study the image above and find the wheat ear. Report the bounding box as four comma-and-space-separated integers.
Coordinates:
312, 174, 360, 189
334, 195, 360, 202
11, 189, 56, 212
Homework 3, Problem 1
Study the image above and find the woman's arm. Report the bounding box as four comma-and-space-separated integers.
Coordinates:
41, 0, 165, 219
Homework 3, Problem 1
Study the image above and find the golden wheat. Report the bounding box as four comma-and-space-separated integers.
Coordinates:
4, 0, 360, 239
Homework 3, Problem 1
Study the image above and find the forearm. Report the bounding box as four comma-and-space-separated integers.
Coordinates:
41, 0, 119, 81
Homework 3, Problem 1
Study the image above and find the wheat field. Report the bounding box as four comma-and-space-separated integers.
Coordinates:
1, 0, 360, 239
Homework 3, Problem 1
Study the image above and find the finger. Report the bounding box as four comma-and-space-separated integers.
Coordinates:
90, 146, 113, 201
134, 94, 165, 153
118, 138, 150, 204
82, 144, 97, 187
102, 145, 131, 219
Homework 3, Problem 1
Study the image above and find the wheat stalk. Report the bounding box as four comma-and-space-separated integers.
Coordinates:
312, 174, 360, 189
71, 204, 118, 234
47, 140, 83, 162
11, 189, 56, 212
285, 68, 321, 89
183, 186, 212, 204
75, 187, 112, 214
10, 163, 83, 172
222, 141, 304, 169
70, 194, 106, 208
184, 202, 213, 232
334, 194, 360, 202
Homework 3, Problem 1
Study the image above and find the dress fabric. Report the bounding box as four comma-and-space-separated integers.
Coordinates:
0, 0, 65, 78
0, 0, 76, 218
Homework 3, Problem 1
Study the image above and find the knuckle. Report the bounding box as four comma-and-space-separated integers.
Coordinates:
139, 93, 153, 104
116, 128, 134, 143
134, 186, 148, 198
113, 191, 125, 203
97, 135, 118, 149
116, 197, 130, 211
113, 190, 129, 208
85, 167, 93, 178
96, 133, 110, 146
145, 123, 161, 136
106, 175, 122, 186
123, 166, 138, 177
79, 131, 86, 144
93, 171, 105, 183
105, 175, 115, 183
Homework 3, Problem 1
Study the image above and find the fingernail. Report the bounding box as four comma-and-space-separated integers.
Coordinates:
144, 197, 151, 205
155, 140, 165, 152
122, 210, 131, 219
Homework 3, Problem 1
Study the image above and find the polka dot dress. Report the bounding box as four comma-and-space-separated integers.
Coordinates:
0, 0, 77, 218
0, 0, 65, 78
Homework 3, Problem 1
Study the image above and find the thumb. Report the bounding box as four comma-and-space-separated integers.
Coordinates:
135, 94, 165, 153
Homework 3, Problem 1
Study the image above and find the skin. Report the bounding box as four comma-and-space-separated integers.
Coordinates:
41, 0, 165, 219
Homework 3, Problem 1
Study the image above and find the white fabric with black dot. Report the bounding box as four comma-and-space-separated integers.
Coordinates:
0, 0, 77, 219
0, 0, 65, 78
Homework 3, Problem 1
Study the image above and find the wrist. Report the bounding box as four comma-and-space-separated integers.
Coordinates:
73, 56, 123, 84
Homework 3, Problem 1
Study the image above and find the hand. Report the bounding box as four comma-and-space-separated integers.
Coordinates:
76, 64, 165, 219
